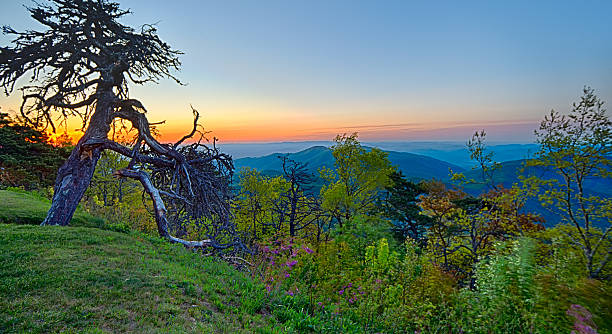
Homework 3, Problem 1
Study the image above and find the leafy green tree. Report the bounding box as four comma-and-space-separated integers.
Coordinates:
234, 168, 290, 240
320, 133, 394, 228
526, 87, 611, 279
418, 180, 464, 270
0, 112, 71, 189
382, 170, 431, 245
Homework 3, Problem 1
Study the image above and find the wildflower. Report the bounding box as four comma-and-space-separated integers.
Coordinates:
265, 285, 271, 292
287, 290, 294, 296
303, 246, 314, 254
286, 260, 298, 268
338, 289, 344, 295
285, 273, 290, 278
567, 304, 597, 334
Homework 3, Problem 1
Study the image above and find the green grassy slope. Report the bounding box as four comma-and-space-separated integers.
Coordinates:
0, 224, 277, 333
0, 189, 103, 227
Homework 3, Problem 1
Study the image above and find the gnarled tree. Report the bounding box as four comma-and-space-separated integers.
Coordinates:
1, 0, 243, 251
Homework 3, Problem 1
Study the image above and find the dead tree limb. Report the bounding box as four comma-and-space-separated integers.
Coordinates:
1, 0, 246, 252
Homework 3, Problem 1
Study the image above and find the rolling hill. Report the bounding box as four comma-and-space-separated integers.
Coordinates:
222, 141, 539, 170
363, 142, 539, 169
234, 146, 464, 181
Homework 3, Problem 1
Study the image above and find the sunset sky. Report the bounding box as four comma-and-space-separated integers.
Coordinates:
1, 0, 611, 143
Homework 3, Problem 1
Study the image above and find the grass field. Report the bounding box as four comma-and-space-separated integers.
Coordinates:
0, 189, 289, 333
0, 189, 103, 227
0, 223, 284, 333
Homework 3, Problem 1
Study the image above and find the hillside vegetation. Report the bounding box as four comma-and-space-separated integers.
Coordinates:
0, 224, 275, 333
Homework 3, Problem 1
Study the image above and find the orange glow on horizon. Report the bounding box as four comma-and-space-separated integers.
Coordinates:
156, 119, 540, 143
3, 107, 539, 145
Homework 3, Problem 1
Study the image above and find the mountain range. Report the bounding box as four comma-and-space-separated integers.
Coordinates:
234, 145, 463, 181
234, 145, 611, 228
222, 141, 539, 170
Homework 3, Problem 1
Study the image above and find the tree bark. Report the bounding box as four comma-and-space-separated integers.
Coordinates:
42, 91, 115, 226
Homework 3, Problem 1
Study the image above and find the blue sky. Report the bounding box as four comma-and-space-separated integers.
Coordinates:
1, 0, 611, 142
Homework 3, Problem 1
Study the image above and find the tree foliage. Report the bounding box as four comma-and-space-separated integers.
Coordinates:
320, 133, 394, 228
526, 86, 611, 278
0, 112, 71, 189
382, 170, 431, 245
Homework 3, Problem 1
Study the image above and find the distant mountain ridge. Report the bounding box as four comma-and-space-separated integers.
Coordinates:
222, 141, 539, 169
234, 145, 464, 181
363, 142, 539, 169
463, 159, 612, 198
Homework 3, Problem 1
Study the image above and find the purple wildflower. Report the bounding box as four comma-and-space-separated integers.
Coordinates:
304, 246, 314, 254
567, 304, 598, 334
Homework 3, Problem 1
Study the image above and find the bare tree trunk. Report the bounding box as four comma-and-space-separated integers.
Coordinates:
42, 92, 114, 226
